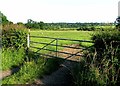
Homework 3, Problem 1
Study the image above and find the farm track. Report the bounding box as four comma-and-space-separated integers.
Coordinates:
33, 60, 76, 86
33, 44, 83, 86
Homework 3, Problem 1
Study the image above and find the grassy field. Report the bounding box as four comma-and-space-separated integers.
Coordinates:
30, 30, 92, 40
30, 31, 93, 52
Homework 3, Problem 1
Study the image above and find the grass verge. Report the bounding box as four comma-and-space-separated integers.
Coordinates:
2, 50, 63, 84
2, 48, 25, 71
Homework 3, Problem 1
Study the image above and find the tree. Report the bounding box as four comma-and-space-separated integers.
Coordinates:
25, 19, 34, 28
0, 11, 9, 26
39, 21, 44, 29
116, 17, 120, 30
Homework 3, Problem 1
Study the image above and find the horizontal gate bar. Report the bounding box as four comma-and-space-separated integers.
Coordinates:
30, 46, 83, 56
30, 41, 86, 50
33, 52, 82, 62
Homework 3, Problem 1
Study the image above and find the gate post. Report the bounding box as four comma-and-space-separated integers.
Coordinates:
26, 28, 30, 61
27, 29, 30, 48
56, 38, 58, 57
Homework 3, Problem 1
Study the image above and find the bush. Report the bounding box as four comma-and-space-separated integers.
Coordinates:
2, 24, 28, 49
77, 26, 95, 31
92, 30, 120, 51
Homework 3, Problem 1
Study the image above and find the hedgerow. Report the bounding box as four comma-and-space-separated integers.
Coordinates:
2, 24, 28, 49
92, 30, 120, 50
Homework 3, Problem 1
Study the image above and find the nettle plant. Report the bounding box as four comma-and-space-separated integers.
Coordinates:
2, 24, 28, 49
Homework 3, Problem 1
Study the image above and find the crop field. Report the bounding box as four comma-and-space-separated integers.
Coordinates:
30, 30, 93, 53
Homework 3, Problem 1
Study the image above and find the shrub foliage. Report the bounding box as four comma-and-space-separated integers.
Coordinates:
92, 30, 120, 50
2, 24, 28, 49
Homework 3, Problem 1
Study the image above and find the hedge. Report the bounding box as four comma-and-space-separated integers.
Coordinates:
2, 24, 28, 49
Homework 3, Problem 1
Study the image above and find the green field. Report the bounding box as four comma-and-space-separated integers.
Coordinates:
30, 31, 93, 52
30, 30, 92, 40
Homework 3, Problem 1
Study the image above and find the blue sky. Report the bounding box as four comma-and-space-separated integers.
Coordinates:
0, 0, 119, 23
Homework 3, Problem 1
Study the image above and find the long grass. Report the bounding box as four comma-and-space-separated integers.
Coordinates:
2, 50, 62, 84
2, 48, 25, 71
71, 43, 120, 86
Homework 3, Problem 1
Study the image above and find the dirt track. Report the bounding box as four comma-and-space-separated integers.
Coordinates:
33, 44, 83, 86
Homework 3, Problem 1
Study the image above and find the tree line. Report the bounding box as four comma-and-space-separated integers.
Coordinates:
1, 11, 120, 31
24, 19, 116, 31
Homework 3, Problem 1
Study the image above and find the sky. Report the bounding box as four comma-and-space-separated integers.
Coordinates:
0, 0, 119, 23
